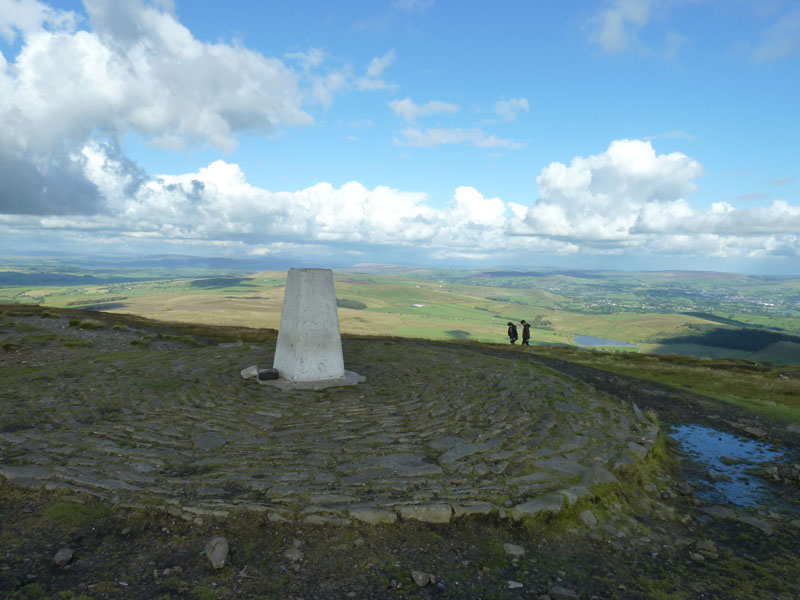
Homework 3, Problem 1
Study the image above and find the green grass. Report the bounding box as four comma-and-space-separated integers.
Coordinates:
45, 501, 111, 525
530, 346, 800, 423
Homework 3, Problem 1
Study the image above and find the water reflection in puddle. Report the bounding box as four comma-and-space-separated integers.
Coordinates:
670, 424, 785, 507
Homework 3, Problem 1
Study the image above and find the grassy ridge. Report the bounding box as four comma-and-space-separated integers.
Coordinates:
526, 344, 800, 423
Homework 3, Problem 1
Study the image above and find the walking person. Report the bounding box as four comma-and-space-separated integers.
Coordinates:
520, 319, 531, 346
507, 322, 518, 344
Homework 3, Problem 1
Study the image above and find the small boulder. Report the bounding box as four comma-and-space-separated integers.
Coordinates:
549, 585, 579, 599
690, 552, 705, 562
411, 570, 431, 587
240, 365, 259, 379
579, 510, 598, 528
284, 547, 304, 562
53, 548, 73, 567
503, 542, 525, 557
205, 536, 229, 569
696, 539, 717, 555
257, 368, 280, 381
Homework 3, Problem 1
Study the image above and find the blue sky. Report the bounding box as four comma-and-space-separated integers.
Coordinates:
0, 0, 798, 274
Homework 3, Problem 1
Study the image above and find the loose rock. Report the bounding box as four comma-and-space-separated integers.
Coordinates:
284, 547, 304, 562
257, 368, 280, 381
549, 585, 579, 599
240, 365, 259, 379
53, 548, 73, 567
411, 570, 431, 586
205, 536, 229, 569
510, 494, 564, 520
399, 503, 452, 524
348, 507, 397, 525
579, 509, 598, 527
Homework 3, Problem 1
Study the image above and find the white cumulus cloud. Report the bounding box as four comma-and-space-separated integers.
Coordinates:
586, 0, 655, 53
0, 0, 316, 216
495, 97, 529, 122
395, 127, 522, 149
523, 139, 702, 241
389, 97, 459, 123
356, 50, 397, 91
0, 0, 77, 42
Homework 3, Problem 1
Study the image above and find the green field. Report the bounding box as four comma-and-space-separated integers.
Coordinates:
2, 258, 800, 364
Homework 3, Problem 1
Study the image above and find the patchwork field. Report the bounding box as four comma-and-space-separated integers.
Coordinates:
2, 259, 800, 364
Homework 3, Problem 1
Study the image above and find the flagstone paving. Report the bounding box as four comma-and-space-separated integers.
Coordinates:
0, 314, 659, 526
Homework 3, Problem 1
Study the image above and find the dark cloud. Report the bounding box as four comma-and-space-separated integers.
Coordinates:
0, 150, 102, 215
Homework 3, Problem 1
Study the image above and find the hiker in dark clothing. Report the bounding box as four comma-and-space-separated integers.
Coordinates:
520, 319, 531, 346
507, 322, 518, 344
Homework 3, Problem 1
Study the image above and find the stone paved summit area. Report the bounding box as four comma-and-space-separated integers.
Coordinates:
0, 312, 659, 526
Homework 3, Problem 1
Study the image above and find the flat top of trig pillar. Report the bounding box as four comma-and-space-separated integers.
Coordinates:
288, 267, 332, 273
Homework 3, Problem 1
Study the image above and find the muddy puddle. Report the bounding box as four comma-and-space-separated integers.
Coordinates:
670, 423, 788, 508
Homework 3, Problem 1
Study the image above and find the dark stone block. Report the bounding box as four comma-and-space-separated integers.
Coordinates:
257, 368, 279, 381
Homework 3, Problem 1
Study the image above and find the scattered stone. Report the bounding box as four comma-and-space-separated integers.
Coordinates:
701, 505, 737, 520
696, 539, 717, 555
268, 512, 291, 523
205, 536, 229, 569
558, 485, 590, 506
743, 426, 766, 438
348, 507, 397, 525
534, 457, 587, 477
284, 547, 304, 562
579, 510, 598, 527
411, 570, 431, 587
737, 515, 773, 535
53, 548, 73, 567
367, 453, 443, 476
549, 585, 579, 599
399, 503, 452, 524
257, 368, 279, 381
439, 442, 490, 464
510, 494, 564, 521
503, 542, 525, 557
303, 515, 350, 526
192, 432, 227, 451
582, 464, 617, 485
508, 580, 523, 589
218, 341, 243, 348
0, 432, 26, 444
627, 441, 648, 460
690, 552, 705, 562
240, 365, 259, 379
452, 502, 494, 518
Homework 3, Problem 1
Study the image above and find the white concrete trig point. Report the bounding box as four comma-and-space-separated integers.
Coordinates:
262, 268, 365, 390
